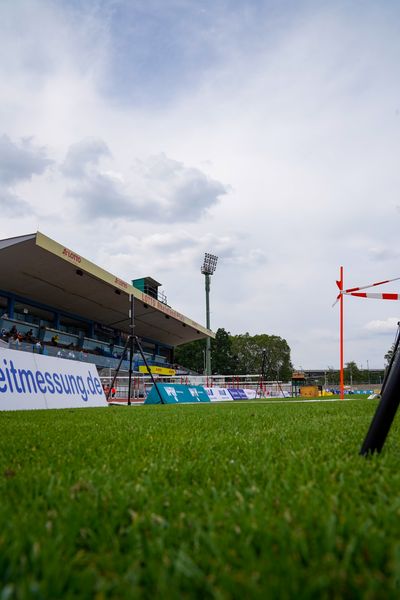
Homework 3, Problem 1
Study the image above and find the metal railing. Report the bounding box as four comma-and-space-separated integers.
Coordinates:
100, 373, 292, 402
3, 339, 170, 373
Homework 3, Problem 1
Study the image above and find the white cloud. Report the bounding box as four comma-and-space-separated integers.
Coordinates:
61, 148, 228, 222
0, 1, 400, 368
368, 247, 400, 262
0, 188, 33, 217
61, 138, 111, 179
0, 134, 52, 218
364, 317, 400, 334
0, 135, 52, 185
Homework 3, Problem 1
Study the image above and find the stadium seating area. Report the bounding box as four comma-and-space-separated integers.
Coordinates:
0, 233, 212, 378
0, 316, 171, 372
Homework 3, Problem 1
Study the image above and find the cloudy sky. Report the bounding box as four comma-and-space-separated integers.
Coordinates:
1, 0, 400, 370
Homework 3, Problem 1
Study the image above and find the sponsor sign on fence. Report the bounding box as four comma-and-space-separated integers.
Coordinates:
243, 389, 257, 399
139, 365, 176, 376
228, 388, 248, 400
204, 387, 233, 401
145, 383, 210, 404
0, 347, 106, 411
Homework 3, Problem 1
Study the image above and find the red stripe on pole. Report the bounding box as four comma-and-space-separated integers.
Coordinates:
346, 292, 400, 300
373, 280, 390, 287
343, 276, 400, 294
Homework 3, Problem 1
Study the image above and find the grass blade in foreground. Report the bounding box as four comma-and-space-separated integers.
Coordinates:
1, 399, 400, 598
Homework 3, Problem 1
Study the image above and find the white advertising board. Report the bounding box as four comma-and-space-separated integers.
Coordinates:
204, 387, 233, 401
0, 347, 106, 411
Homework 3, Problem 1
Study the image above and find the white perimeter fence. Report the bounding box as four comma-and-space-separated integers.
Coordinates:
100, 372, 292, 402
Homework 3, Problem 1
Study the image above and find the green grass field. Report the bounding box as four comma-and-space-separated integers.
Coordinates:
1, 398, 400, 599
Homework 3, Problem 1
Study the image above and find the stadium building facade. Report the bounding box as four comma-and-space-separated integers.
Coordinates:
0, 232, 213, 374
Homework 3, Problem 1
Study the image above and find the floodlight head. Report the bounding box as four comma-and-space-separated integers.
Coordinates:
201, 252, 218, 275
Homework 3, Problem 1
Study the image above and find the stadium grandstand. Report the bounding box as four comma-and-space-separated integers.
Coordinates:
0, 232, 214, 376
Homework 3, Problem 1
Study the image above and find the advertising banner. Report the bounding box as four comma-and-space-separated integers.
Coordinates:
139, 365, 176, 376
0, 347, 106, 411
145, 383, 210, 404
228, 388, 248, 400
204, 387, 233, 401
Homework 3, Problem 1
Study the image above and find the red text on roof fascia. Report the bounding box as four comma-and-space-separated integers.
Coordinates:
62, 248, 81, 263
115, 277, 128, 289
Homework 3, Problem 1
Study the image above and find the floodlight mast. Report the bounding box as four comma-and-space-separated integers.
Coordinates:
201, 253, 218, 376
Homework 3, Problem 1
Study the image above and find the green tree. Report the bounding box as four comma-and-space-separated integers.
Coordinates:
175, 328, 237, 374
174, 339, 205, 373
231, 333, 292, 378
344, 361, 362, 385
175, 329, 292, 378
211, 328, 237, 374
326, 367, 339, 385
385, 344, 395, 366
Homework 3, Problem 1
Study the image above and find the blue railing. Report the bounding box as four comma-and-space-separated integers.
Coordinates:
6, 340, 171, 372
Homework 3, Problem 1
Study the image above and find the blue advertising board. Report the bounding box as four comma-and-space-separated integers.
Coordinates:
145, 383, 210, 405
228, 388, 248, 400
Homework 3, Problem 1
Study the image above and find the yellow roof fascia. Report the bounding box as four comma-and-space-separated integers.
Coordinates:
35, 231, 215, 339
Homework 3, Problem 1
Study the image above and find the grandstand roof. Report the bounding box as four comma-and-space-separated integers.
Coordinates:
0, 232, 214, 346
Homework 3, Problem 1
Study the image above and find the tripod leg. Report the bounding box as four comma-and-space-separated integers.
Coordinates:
127, 333, 134, 406
135, 336, 164, 404
107, 336, 130, 402
127, 294, 135, 406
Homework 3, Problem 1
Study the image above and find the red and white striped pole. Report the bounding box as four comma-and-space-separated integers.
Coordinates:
333, 271, 400, 401
336, 266, 344, 400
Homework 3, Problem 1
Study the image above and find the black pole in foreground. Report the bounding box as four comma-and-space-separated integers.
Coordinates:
360, 323, 400, 456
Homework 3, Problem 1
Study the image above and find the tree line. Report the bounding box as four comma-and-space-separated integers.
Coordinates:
175, 330, 392, 381
324, 361, 384, 386
174, 328, 293, 379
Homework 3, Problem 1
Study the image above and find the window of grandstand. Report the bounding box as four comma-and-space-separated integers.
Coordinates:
14, 303, 39, 325
111, 344, 125, 358
94, 331, 113, 344
140, 341, 155, 355
42, 328, 80, 347
155, 354, 167, 364
1, 319, 39, 338
82, 337, 111, 354
59, 316, 89, 337
94, 323, 116, 343
158, 346, 172, 361
13, 303, 54, 328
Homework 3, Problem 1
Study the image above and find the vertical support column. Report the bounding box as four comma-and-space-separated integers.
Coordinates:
127, 294, 135, 406
205, 273, 211, 376
7, 297, 14, 319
